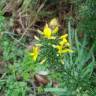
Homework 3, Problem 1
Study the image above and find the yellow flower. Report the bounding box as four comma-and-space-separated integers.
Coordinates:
49, 18, 59, 34
59, 34, 69, 46
53, 45, 63, 54
59, 38, 68, 45
54, 45, 73, 54
49, 18, 59, 28
43, 24, 52, 38
56, 45, 63, 54
30, 46, 39, 61
53, 33, 73, 54
53, 26, 59, 33
60, 34, 68, 40
42, 23, 56, 39
37, 18, 60, 39
37, 23, 56, 39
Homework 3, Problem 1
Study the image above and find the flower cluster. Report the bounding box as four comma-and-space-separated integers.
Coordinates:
53, 34, 73, 55
30, 18, 73, 62
37, 18, 59, 39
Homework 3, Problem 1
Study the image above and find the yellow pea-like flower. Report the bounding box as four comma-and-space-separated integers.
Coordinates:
55, 45, 73, 54
53, 33, 73, 55
53, 45, 63, 54
60, 34, 68, 40
49, 18, 59, 28
59, 34, 69, 46
42, 23, 56, 39
37, 18, 60, 39
59, 38, 68, 46
30, 46, 39, 61
43, 24, 52, 38
49, 18, 59, 34
53, 26, 59, 33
